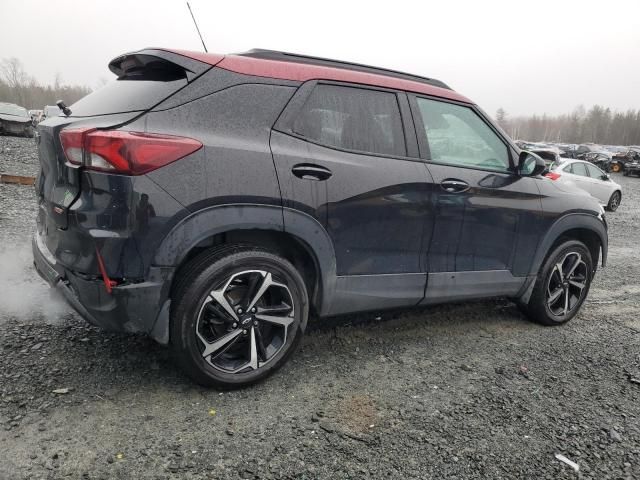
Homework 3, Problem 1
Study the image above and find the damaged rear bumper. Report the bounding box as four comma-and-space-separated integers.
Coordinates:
32, 233, 173, 342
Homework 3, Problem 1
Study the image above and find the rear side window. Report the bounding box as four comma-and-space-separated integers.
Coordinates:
69, 56, 188, 117
415, 97, 510, 172
292, 84, 406, 157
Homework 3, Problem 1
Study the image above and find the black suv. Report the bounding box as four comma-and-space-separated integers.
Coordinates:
33, 49, 608, 387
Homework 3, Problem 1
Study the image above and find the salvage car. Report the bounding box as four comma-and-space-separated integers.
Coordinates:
546, 159, 622, 211
0, 102, 34, 137
33, 48, 609, 387
582, 151, 612, 172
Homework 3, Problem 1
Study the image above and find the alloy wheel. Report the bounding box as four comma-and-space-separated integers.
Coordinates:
546, 252, 588, 317
195, 269, 295, 373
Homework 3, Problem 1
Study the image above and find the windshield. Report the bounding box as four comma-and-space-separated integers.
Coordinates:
0, 103, 29, 117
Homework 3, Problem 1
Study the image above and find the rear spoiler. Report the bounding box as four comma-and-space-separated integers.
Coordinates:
108, 48, 224, 81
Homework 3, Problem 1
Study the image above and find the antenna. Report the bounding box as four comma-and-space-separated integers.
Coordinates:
187, 2, 208, 53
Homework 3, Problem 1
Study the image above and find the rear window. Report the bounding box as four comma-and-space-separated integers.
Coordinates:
69, 56, 188, 117
292, 84, 406, 157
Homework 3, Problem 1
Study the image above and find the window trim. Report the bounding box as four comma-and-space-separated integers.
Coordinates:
408, 93, 518, 174
273, 80, 421, 162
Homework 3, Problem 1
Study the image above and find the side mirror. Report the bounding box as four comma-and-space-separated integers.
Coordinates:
601, 173, 610, 181
518, 151, 546, 177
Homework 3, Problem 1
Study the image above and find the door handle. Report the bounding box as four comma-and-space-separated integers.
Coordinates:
291, 163, 332, 181
440, 179, 470, 193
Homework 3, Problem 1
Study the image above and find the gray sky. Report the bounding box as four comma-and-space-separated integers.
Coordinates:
2, 0, 639, 116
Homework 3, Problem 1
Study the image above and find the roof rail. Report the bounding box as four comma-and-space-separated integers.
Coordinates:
236, 49, 451, 90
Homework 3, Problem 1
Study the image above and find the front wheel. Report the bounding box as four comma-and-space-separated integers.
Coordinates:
170, 246, 308, 388
606, 191, 621, 212
522, 240, 593, 326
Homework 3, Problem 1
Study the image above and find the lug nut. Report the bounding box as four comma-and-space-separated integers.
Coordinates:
232, 322, 238, 328
251, 307, 257, 313
253, 321, 258, 326
242, 329, 248, 335
237, 308, 243, 314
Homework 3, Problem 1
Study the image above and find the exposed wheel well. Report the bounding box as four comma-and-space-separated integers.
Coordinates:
552, 228, 602, 273
173, 229, 321, 314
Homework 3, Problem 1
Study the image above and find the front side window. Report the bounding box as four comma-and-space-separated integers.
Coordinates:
585, 163, 604, 178
416, 97, 510, 172
292, 84, 406, 157
572, 162, 588, 177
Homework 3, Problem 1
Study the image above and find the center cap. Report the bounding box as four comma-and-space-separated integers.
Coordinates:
240, 315, 254, 326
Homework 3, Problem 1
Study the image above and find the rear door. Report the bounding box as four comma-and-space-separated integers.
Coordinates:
408, 95, 543, 302
271, 82, 432, 314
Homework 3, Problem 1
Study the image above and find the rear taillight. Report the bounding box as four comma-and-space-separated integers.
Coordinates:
59, 128, 202, 175
545, 172, 561, 180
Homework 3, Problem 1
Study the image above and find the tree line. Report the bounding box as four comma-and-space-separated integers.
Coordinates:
0, 58, 93, 111
495, 106, 640, 146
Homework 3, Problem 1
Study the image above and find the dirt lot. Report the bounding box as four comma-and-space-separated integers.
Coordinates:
1, 136, 638, 479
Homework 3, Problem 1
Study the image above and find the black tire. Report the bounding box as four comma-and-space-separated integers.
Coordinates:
606, 191, 621, 212
521, 240, 593, 326
170, 245, 308, 388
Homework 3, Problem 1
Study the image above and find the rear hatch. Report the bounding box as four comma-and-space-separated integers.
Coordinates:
35, 49, 217, 261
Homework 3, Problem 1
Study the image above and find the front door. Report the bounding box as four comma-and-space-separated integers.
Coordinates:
409, 95, 544, 303
271, 82, 433, 314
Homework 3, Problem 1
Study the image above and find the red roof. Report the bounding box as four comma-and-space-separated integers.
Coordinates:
166, 49, 472, 104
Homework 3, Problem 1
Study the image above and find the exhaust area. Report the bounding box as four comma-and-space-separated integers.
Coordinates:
0, 244, 70, 324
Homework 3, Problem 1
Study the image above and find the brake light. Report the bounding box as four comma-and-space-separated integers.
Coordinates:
545, 172, 561, 180
60, 128, 202, 175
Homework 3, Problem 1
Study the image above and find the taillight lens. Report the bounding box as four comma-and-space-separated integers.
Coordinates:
545, 172, 561, 180
59, 128, 202, 175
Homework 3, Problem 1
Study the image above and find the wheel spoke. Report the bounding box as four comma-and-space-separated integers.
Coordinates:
257, 302, 293, 315
565, 254, 582, 278
210, 288, 239, 322
554, 263, 564, 282
562, 287, 570, 316
249, 327, 259, 370
241, 272, 263, 310
200, 329, 243, 359
254, 326, 269, 362
547, 287, 563, 305
246, 272, 273, 312
569, 279, 586, 290
255, 313, 295, 328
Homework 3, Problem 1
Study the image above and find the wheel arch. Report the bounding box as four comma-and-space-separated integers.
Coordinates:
153, 204, 336, 316
531, 213, 608, 276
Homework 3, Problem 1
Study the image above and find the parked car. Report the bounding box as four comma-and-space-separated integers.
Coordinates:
546, 159, 622, 211
0, 102, 35, 137
623, 155, 640, 177
581, 151, 612, 172
526, 148, 561, 168
611, 148, 640, 173
33, 48, 608, 388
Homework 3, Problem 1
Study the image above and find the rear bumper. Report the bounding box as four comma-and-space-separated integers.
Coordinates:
32, 233, 173, 337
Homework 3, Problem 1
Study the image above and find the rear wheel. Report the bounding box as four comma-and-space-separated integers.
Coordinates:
522, 240, 593, 326
170, 246, 308, 388
606, 191, 621, 212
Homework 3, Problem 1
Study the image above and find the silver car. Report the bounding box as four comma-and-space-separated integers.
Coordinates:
547, 159, 622, 211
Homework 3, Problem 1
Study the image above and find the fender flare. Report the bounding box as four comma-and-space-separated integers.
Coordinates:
517, 212, 608, 304
153, 203, 337, 314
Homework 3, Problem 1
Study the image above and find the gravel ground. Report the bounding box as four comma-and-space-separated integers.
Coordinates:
0, 136, 638, 479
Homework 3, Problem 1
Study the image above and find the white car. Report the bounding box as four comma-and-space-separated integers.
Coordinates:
546, 159, 622, 211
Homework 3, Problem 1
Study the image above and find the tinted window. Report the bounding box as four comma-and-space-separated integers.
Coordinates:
69, 57, 187, 117
416, 98, 509, 172
572, 162, 589, 177
293, 85, 406, 156
586, 164, 604, 178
